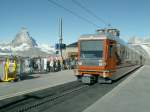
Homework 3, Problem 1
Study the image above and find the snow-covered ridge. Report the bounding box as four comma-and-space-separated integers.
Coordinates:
37, 44, 55, 54
128, 36, 150, 59
0, 43, 30, 51
128, 36, 150, 44
12, 43, 30, 51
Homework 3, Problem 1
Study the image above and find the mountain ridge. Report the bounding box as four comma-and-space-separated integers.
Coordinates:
0, 28, 55, 56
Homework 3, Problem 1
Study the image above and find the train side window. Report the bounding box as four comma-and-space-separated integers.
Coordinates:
109, 45, 113, 58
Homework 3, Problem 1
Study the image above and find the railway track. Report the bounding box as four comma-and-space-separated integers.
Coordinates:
0, 81, 87, 112
0, 66, 141, 112
17, 84, 88, 112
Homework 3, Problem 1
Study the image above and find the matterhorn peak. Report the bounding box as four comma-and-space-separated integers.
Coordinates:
11, 27, 37, 47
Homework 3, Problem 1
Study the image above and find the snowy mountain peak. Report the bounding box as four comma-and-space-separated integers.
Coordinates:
0, 27, 55, 56
12, 27, 37, 47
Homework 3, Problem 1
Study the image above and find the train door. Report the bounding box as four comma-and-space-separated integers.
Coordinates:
108, 40, 116, 71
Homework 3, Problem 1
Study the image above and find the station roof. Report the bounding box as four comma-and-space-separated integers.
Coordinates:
67, 42, 77, 47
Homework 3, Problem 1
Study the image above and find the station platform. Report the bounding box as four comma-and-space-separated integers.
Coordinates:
83, 65, 150, 112
0, 70, 76, 101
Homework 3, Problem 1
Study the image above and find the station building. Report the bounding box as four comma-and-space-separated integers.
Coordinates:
62, 42, 78, 59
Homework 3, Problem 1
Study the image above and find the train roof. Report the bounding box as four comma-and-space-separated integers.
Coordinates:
79, 33, 127, 46
79, 33, 117, 40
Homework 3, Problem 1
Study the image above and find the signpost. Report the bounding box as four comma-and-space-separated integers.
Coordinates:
55, 18, 66, 58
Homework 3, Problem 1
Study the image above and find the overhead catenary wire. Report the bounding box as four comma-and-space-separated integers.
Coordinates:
47, 0, 99, 28
72, 0, 111, 27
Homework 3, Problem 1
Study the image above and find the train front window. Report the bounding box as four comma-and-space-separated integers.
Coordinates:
80, 40, 103, 59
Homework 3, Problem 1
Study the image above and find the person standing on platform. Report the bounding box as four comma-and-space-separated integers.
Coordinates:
50, 59, 54, 72
43, 58, 47, 72
37, 58, 41, 72
57, 60, 61, 71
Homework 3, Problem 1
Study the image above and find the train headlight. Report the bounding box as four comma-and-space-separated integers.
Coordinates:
99, 62, 103, 66
99, 59, 106, 66
99, 60, 103, 66
78, 61, 82, 65
102, 61, 106, 66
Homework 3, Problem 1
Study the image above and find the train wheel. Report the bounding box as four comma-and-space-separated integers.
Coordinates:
98, 77, 112, 84
76, 75, 82, 82
81, 75, 97, 84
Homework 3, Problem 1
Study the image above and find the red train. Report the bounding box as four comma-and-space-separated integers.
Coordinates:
75, 28, 144, 84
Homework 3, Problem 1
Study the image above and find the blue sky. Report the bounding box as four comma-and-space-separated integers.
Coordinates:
0, 0, 149, 45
